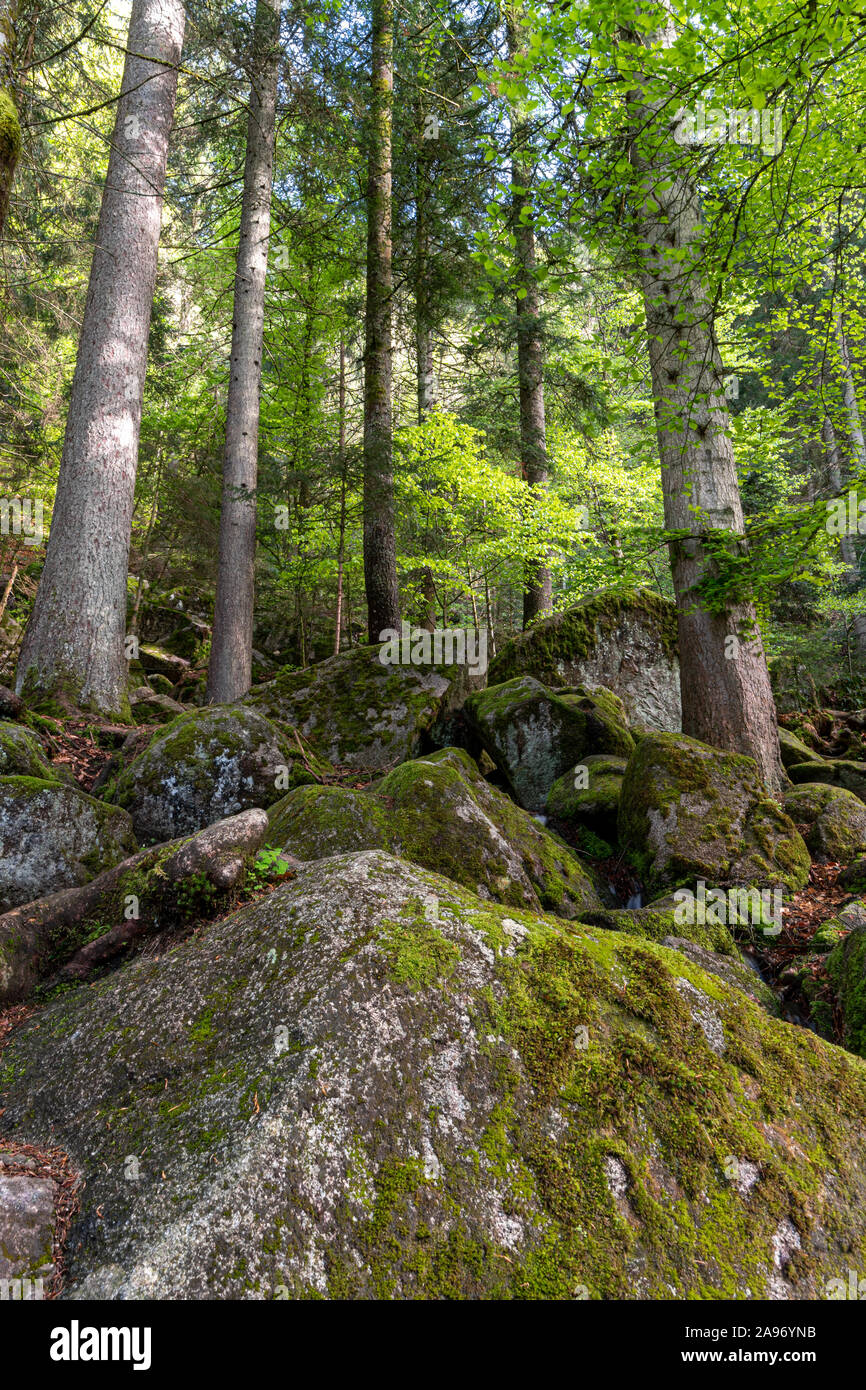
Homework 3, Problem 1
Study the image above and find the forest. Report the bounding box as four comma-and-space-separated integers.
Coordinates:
2, 0, 866, 1321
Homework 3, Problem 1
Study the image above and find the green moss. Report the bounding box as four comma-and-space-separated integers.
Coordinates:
828, 927, 866, 1058
269, 747, 600, 920
0, 88, 21, 169
380, 900, 461, 990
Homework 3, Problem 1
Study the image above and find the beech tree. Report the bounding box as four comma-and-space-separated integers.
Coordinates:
15, 0, 185, 713
207, 0, 281, 704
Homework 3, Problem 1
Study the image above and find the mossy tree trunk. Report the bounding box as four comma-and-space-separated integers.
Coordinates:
363, 0, 401, 641
207, 0, 281, 704
505, 6, 552, 630
0, 0, 21, 238
626, 14, 784, 793
15, 0, 185, 715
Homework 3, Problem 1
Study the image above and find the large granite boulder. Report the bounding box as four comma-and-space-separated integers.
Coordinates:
464, 677, 633, 813
2, 850, 865, 1299
618, 734, 810, 898
487, 588, 680, 731
269, 747, 600, 919
102, 705, 306, 844
245, 642, 485, 771
0, 779, 136, 913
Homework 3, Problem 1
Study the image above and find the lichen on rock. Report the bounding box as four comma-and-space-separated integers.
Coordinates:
0, 777, 136, 913
1, 850, 864, 1300
103, 704, 310, 843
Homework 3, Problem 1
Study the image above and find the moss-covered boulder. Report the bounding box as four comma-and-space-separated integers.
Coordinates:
245, 642, 484, 771
778, 727, 821, 770
0, 722, 58, 780
788, 759, 866, 805
618, 734, 811, 898
783, 783, 866, 862
2, 850, 866, 1299
546, 754, 627, 851
464, 677, 634, 813
269, 747, 600, 919
840, 858, 866, 892
827, 913, 866, 1059
0, 779, 136, 912
104, 705, 309, 843
487, 588, 681, 731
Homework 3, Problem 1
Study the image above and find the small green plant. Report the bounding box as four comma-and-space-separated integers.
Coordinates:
244, 845, 292, 894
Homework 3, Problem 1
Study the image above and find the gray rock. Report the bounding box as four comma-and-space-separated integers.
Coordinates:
487, 588, 681, 731
1, 851, 865, 1300
783, 782, 866, 861
0, 778, 136, 913
246, 642, 485, 771
0, 1174, 54, 1284
464, 677, 633, 813
104, 705, 301, 843
618, 733, 811, 897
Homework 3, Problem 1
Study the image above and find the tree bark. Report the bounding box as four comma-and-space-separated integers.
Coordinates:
415, 97, 436, 421
207, 0, 281, 703
505, 7, 552, 628
333, 335, 347, 655
15, 0, 185, 714
628, 16, 783, 792
0, 0, 21, 238
823, 326, 866, 657
363, 0, 400, 640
